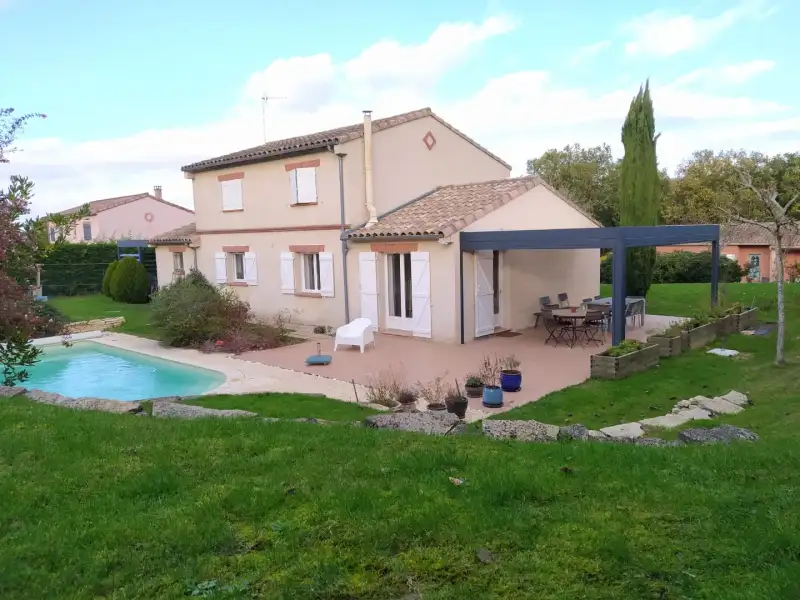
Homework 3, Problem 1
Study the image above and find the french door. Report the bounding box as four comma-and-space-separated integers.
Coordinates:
386, 253, 413, 331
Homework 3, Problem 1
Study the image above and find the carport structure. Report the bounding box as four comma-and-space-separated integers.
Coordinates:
459, 224, 722, 345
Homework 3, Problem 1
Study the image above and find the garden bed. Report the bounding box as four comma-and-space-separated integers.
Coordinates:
647, 333, 683, 357
681, 321, 718, 350
590, 343, 660, 380
734, 307, 759, 331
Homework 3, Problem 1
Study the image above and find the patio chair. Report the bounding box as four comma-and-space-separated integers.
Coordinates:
557, 292, 569, 307
625, 300, 645, 328
575, 309, 605, 346
333, 318, 375, 353
542, 309, 568, 346
581, 297, 593, 308
534, 296, 560, 327
594, 295, 602, 300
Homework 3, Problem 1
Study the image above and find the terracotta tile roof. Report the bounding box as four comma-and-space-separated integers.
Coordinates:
723, 221, 800, 247
58, 193, 194, 216
181, 107, 511, 173
348, 176, 599, 239
149, 222, 197, 245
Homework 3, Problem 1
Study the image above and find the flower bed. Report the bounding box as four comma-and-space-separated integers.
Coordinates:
681, 321, 718, 350
647, 333, 683, 357
734, 307, 758, 331
590, 341, 660, 380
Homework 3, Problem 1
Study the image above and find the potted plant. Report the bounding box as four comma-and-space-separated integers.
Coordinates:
590, 339, 660, 380
464, 374, 484, 398
499, 354, 522, 392
396, 388, 418, 408
478, 355, 503, 408
415, 375, 448, 412
445, 386, 468, 419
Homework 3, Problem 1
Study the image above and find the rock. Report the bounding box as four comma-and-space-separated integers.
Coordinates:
634, 437, 682, 447
673, 407, 712, 421
0, 386, 26, 398
392, 404, 421, 414
364, 412, 466, 435
482, 419, 559, 442
26, 389, 76, 406
147, 395, 182, 404
475, 548, 495, 564
72, 397, 142, 414
151, 401, 257, 419
679, 424, 759, 444
721, 390, 750, 407
558, 424, 589, 441
599, 422, 644, 439
696, 396, 744, 416
587, 430, 609, 440
639, 413, 693, 428
688, 396, 705, 406
676, 399, 691, 409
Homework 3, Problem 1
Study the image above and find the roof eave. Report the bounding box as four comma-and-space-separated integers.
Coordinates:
181, 142, 342, 174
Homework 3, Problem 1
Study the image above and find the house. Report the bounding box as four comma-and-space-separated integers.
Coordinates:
658, 222, 800, 282
150, 107, 600, 343
51, 186, 194, 243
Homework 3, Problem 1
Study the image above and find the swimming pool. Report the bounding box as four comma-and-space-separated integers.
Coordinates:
24, 342, 225, 401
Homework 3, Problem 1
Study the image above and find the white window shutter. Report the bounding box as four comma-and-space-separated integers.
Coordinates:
295, 167, 317, 204
410, 252, 432, 339
221, 180, 243, 210
289, 171, 298, 204
359, 252, 379, 330
280, 251, 295, 294
244, 252, 258, 286
474, 251, 495, 337
214, 252, 227, 284
319, 252, 334, 297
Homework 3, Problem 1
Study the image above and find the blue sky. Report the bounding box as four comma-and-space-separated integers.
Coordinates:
2, 0, 798, 214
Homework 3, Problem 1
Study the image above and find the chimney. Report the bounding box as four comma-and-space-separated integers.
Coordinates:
153, 185, 163, 200
362, 110, 378, 226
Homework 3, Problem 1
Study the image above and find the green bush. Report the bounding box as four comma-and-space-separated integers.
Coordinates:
600, 251, 746, 284
603, 339, 644, 357
31, 302, 67, 338
110, 257, 150, 304
101, 261, 119, 297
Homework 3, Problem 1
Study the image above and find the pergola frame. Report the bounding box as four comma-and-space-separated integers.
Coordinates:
458, 224, 721, 345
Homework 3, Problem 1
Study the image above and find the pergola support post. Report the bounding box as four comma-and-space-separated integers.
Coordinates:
711, 239, 720, 306
611, 242, 627, 346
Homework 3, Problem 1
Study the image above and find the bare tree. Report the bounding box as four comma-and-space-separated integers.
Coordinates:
720, 170, 799, 365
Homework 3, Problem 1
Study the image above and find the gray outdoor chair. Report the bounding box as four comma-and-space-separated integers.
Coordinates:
557, 292, 569, 307
534, 296, 560, 327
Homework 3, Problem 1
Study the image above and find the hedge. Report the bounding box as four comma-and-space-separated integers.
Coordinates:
110, 257, 150, 303
41, 243, 157, 297
600, 250, 746, 285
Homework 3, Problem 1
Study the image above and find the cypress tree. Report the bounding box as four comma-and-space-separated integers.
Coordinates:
619, 81, 661, 297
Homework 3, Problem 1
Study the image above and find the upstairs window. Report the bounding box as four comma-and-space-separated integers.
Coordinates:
220, 176, 244, 211
290, 167, 317, 204
82, 222, 92, 241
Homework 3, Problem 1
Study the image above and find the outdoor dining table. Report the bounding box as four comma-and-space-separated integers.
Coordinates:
587, 296, 646, 325
551, 307, 587, 348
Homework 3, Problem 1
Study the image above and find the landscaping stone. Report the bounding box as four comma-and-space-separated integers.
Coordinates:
676, 399, 691, 409
721, 390, 749, 407
558, 424, 590, 441
26, 389, 76, 406
634, 437, 682, 447
482, 419, 559, 442
674, 407, 713, 421
696, 396, 744, 416
599, 422, 644, 439
679, 424, 759, 445
73, 398, 142, 414
688, 396, 707, 406
152, 401, 258, 419
0, 386, 26, 398
365, 412, 466, 436
587, 430, 609, 440
639, 413, 693, 428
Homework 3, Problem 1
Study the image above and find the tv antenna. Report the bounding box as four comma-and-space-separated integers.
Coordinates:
261, 93, 287, 143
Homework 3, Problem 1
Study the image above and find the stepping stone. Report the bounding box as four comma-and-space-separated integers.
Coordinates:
679, 424, 759, 444
482, 419, 559, 442
721, 390, 749, 407
152, 401, 257, 419
696, 396, 744, 416
365, 412, 466, 436
599, 422, 644, 439
558, 424, 589, 441
674, 407, 712, 421
639, 413, 693, 428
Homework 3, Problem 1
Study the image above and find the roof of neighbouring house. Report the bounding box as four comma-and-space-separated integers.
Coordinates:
57, 192, 194, 217
148, 222, 197, 245
722, 221, 800, 247
347, 176, 600, 240
181, 107, 512, 173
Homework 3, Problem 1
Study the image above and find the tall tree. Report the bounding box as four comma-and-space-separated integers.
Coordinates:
619, 81, 661, 297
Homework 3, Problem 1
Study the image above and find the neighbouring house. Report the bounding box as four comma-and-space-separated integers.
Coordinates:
51, 186, 194, 243
150, 107, 600, 343
658, 222, 800, 282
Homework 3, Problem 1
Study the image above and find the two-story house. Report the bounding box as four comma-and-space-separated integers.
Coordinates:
52, 187, 195, 243
150, 108, 600, 343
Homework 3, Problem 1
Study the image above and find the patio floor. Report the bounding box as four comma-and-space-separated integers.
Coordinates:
240, 315, 682, 416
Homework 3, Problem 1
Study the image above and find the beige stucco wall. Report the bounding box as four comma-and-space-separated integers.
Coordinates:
62, 198, 194, 242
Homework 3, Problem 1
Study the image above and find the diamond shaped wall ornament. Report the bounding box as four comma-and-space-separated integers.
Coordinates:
423, 131, 436, 150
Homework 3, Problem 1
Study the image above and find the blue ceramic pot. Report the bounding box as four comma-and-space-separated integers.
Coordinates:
482, 385, 504, 408
500, 370, 522, 392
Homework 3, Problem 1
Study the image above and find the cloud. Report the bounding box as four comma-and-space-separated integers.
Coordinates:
2, 14, 797, 217
623, 0, 772, 57
570, 40, 611, 65
673, 60, 776, 86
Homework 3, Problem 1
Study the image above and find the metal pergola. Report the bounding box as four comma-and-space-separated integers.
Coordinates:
458, 224, 721, 345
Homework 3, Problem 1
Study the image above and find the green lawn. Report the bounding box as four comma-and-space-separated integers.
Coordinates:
183, 392, 380, 420
48, 294, 157, 338
2, 283, 798, 598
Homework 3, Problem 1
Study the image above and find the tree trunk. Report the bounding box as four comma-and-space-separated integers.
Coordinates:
775, 238, 786, 366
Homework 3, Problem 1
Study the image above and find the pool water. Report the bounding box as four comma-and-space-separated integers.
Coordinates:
24, 342, 225, 401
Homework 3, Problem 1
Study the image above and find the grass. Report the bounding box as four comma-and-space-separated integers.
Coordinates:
182, 392, 381, 420
48, 294, 157, 338
1, 282, 798, 598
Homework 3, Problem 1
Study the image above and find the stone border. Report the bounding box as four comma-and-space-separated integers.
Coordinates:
31, 330, 104, 347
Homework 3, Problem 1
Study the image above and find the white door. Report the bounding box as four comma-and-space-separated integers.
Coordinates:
492, 250, 502, 327
359, 252, 379, 330
385, 253, 414, 331
475, 251, 495, 337
410, 252, 432, 338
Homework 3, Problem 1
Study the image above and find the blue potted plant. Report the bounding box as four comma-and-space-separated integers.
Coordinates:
478, 355, 503, 408
499, 354, 522, 392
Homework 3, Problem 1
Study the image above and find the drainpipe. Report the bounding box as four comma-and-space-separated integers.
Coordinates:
335, 150, 351, 323
363, 110, 378, 226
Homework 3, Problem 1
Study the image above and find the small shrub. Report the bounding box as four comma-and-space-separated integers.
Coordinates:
601, 250, 746, 284
101, 260, 119, 297
396, 388, 418, 405
682, 311, 717, 331
365, 366, 406, 407
465, 374, 483, 388
110, 257, 150, 304
0, 332, 42, 386
603, 339, 644, 357
500, 354, 521, 372
312, 324, 335, 336
477, 355, 503, 388
414, 374, 449, 408
31, 302, 67, 338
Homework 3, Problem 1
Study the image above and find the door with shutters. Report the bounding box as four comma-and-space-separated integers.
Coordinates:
475, 251, 495, 337
410, 252, 431, 338
359, 252, 379, 330
385, 252, 414, 331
